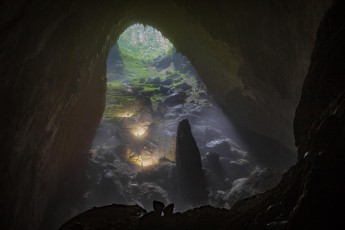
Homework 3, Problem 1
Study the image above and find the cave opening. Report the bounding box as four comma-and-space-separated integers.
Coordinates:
72, 24, 228, 210
87, 23, 246, 209
3, 1, 344, 229
44, 24, 294, 229
42, 23, 298, 229
79, 24, 284, 216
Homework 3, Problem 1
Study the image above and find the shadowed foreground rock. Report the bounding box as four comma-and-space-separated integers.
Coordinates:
59, 204, 146, 230
60, 204, 230, 230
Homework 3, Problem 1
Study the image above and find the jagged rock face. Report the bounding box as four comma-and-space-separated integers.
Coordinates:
227, 2, 345, 228
175, 119, 208, 207
294, 1, 345, 149
0, 0, 334, 229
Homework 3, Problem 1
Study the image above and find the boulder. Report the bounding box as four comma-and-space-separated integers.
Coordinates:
191, 105, 217, 117
135, 95, 152, 107
141, 89, 160, 97
161, 77, 173, 86
153, 200, 165, 215
163, 203, 174, 216
147, 77, 161, 85
166, 71, 179, 78
164, 92, 187, 106
153, 55, 172, 70
131, 86, 143, 94
204, 138, 243, 159
159, 85, 170, 95
175, 82, 192, 91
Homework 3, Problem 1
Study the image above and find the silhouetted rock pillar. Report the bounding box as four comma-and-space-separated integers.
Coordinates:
175, 119, 208, 208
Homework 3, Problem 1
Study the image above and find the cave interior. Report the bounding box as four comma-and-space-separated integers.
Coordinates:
1, 0, 345, 229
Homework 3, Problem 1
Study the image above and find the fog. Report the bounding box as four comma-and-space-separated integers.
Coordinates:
77, 24, 285, 214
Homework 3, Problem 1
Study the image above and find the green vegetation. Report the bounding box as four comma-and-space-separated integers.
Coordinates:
117, 24, 173, 62
104, 24, 201, 119
120, 49, 160, 79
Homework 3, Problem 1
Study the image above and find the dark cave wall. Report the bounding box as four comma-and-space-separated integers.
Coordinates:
0, 0, 333, 229
0, 1, 123, 228
294, 0, 345, 149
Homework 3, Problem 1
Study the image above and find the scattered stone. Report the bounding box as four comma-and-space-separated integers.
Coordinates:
223, 168, 282, 207
161, 77, 173, 86
153, 55, 172, 70
147, 77, 161, 85
153, 200, 165, 215
139, 78, 145, 83
164, 92, 187, 106
131, 86, 143, 94
175, 82, 192, 91
205, 138, 243, 159
159, 85, 170, 95
163, 203, 174, 216
135, 95, 152, 107
173, 77, 183, 83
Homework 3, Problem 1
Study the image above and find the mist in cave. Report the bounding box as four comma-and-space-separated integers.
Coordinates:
80, 24, 285, 214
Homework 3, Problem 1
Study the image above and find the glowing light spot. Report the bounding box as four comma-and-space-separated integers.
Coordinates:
135, 129, 145, 136
116, 111, 135, 118
131, 125, 148, 139
140, 160, 154, 167
131, 155, 157, 168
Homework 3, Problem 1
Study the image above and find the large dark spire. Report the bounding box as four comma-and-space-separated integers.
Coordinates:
175, 119, 208, 208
